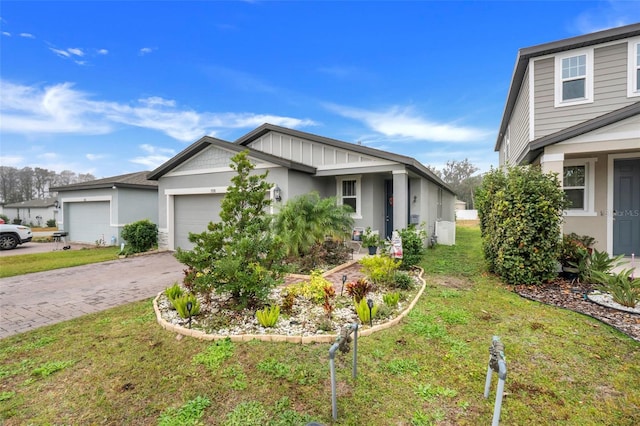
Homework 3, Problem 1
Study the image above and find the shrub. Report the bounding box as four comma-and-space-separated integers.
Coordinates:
120, 219, 158, 253
346, 278, 373, 303
355, 298, 378, 325
0, 214, 8, 223
393, 271, 415, 290
46, 219, 57, 228
587, 249, 625, 281
286, 270, 332, 304
360, 255, 400, 286
476, 165, 568, 285
165, 283, 184, 304
173, 294, 201, 319
256, 305, 280, 328
398, 225, 427, 269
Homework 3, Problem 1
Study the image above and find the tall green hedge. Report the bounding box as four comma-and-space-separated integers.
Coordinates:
475, 165, 568, 285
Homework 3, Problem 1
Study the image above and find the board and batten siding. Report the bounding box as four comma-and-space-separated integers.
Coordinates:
247, 131, 378, 168
534, 41, 637, 139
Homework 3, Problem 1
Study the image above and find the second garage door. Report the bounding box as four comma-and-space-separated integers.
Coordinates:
174, 194, 224, 250
67, 201, 111, 244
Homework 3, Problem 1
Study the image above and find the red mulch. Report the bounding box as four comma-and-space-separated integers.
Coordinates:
512, 279, 640, 343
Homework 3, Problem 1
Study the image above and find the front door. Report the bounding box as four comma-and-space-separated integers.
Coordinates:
385, 180, 393, 239
613, 158, 640, 256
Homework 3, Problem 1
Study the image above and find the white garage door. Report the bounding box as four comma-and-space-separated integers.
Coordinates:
174, 194, 223, 250
67, 201, 111, 244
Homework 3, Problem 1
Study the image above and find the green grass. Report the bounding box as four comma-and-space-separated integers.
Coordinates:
0, 224, 638, 425
0, 246, 120, 277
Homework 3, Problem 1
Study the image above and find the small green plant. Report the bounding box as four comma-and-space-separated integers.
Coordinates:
224, 400, 268, 426
172, 293, 200, 319
382, 358, 421, 375
257, 358, 290, 379
222, 365, 248, 390
361, 227, 380, 247
415, 383, 458, 400
588, 249, 625, 279
280, 291, 296, 314
46, 218, 57, 228
591, 269, 640, 308
360, 255, 400, 285
286, 270, 332, 304
383, 291, 400, 307
158, 395, 211, 426
193, 338, 234, 372
0, 391, 16, 401
393, 271, 414, 290
164, 283, 184, 303
355, 297, 378, 325
256, 305, 280, 328
32, 360, 75, 377
346, 277, 373, 303
398, 224, 427, 269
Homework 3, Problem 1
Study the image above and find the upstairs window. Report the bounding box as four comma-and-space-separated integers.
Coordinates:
555, 49, 593, 107
628, 37, 640, 97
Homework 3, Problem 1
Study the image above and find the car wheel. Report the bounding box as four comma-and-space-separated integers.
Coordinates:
0, 234, 18, 250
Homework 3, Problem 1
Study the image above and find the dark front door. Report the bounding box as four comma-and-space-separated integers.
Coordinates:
385, 180, 393, 239
613, 158, 640, 256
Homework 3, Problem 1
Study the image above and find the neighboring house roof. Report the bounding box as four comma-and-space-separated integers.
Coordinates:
148, 135, 316, 180
50, 171, 158, 191
518, 101, 640, 164
235, 123, 453, 193
4, 197, 58, 208
495, 22, 640, 151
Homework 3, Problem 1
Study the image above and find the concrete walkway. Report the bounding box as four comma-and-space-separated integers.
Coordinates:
0, 252, 184, 339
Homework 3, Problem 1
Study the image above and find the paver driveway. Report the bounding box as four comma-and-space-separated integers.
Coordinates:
0, 252, 184, 338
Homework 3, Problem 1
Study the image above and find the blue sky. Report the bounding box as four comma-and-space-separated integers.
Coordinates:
1, 1, 639, 179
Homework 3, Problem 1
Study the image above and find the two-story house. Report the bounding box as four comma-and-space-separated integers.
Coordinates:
495, 23, 640, 259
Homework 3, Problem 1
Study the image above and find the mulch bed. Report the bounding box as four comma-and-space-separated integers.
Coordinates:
512, 279, 640, 343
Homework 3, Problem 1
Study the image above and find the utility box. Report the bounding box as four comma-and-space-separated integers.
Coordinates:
435, 221, 456, 246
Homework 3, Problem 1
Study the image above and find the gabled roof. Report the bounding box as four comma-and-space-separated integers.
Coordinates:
147, 135, 316, 180
495, 22, 640, 151
4, 197, 58, 208
235, 123, 453, 193
517, 101, 640, 164
50, 171, 157, 191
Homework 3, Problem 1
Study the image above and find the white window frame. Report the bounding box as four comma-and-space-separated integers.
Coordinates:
563, 158, 597, 216
336, 175, 362, 219
554, 49, 594, 107
627, 36, 640, 98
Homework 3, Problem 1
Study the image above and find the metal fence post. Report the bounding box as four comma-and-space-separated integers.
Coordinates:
484, 336, 507, 426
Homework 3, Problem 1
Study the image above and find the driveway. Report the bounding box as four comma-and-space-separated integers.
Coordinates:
0, 252, 184, 339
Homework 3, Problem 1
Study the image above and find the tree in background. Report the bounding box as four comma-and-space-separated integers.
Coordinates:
0, 166, 95, 203
427, 159, 482, 209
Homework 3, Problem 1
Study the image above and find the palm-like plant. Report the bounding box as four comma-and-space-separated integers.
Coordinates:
273, 192, 354, 257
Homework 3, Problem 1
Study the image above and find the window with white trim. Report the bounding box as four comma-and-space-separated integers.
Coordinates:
563, 158, 596, 215
628, 37, 640, 97
337, 176, 361, 218
554, 49, 593, 107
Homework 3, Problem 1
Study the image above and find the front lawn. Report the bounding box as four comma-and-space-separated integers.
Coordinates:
0, 225, 638, 424
0, 247, 120, 278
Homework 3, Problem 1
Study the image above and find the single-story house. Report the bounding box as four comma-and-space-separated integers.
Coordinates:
148, 123, 456, 251
50, 171, 158, 245
495, 23, 640, 258
2, 197, 59, 227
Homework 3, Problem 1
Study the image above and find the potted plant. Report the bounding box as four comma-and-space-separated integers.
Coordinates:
361, 227, 380, 255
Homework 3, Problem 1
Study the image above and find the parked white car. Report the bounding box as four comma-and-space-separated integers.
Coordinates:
0, 224, 33, 250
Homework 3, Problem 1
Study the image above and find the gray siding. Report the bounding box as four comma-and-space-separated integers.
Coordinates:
509, 67, 531, 164
534, 41, 636, 138
117, 188, 158, 225
247, 131, 379, 168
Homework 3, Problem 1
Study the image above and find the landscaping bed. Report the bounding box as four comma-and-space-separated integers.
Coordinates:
513, 279, 640, 342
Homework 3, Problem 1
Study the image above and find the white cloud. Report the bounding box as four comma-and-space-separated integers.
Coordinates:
0, 155, 24, 167
139, 47, 156, 56
86, 153, 107, 161
98, 49, 108, 55
0, 80, 316, 142
19, 32, 34, 38
2, 31, 10, 37
67, 48, 84, 57
50, 47, 71, 58
570, 0, 640, 34
325, 103, 490, 143
130, 144, 176, 168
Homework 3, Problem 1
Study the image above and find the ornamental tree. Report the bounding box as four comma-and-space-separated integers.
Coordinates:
175, 151, 286, 308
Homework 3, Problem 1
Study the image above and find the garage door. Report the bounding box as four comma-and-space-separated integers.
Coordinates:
67, 201, 111, 244
174, 194, 223, 250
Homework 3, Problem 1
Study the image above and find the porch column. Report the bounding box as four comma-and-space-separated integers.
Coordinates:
392, 170, 409, 232
540, 153, 565, 234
